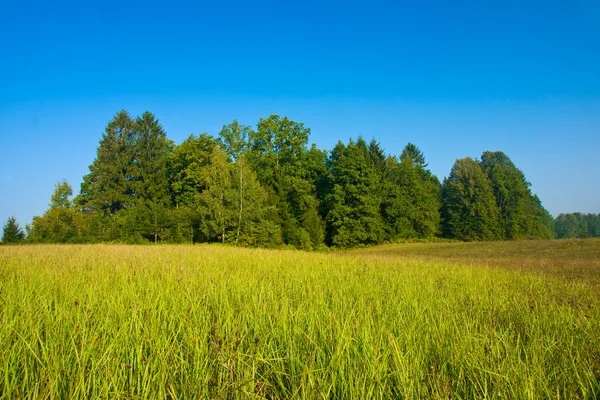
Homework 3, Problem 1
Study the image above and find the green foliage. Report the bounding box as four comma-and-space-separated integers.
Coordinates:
198, 147, 234, 242
400, 142, 428, 168
441, 157, 501, 241
76, 111, 174, 242
131, 112, 174, 242
28, 111, 560, 247
248, 115, 323, 249
381, 144, 441, 239
28, 181, 96, 243
325, 139, 385, 247
480, 151, 554, 240
524, 194, 556, 239
167, 133, 218, 208
27, 208, 92, 243
1, 216, 25, 244
230, 155, 282, 247
49, 180, 73, 210
218, 120, 252, 160
77, 110, 137, 214
555, 213, 600, 238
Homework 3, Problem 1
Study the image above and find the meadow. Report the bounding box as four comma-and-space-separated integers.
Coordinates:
0, 241, 598, 399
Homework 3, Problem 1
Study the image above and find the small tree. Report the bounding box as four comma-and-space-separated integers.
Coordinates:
2, 216, 25, 244
50, 180, 73, 209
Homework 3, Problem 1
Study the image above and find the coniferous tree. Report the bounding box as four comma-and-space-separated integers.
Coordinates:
2, 216, 25, 244
381, 144, 441, 239
441, 157, 501, 241
325, 138, 385, 247
77, 111, 174, 242
128, 112, 174, 242
77, 110, 136, 215
402, 142, 427, 167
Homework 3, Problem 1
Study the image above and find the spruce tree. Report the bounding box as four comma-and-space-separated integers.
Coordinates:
2, 216, 25, 244
381, 144, 441, 239
130, 112, 174, 242
77, 110, 136, 215
325, 138, 385, 247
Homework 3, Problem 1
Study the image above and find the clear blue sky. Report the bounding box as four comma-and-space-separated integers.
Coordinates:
1, 0, 599, 231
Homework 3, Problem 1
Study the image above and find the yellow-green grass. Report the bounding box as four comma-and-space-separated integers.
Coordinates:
0, 244, 598, 398
342, 238, 600, 292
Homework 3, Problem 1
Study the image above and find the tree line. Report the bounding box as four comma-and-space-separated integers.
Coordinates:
554, 213, 600, 239
1, 110, 577, 247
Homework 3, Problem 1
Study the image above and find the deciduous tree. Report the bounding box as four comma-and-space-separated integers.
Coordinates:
441, 157, 501, 241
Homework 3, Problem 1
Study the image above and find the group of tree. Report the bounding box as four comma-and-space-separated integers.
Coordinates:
441, 152, 555, 241
554, 213, 600, 239
2, 110, 565, 247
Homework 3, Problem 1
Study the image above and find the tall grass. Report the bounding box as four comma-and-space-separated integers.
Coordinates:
0, 244, 598, 398
344, 238, 600, 291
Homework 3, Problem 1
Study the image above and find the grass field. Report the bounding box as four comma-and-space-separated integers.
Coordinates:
342, 238, 600, 291
0, 241, 599, 398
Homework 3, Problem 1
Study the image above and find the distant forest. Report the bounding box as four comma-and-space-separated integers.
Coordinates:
2, 111, 597, 246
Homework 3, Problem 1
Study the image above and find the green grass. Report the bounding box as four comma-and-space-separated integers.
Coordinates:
0, 243, 599, 398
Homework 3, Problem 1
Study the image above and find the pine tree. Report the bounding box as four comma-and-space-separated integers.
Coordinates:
2, 216, 25, 244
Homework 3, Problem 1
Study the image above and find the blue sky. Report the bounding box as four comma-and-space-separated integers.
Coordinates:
1, 0, 599, 231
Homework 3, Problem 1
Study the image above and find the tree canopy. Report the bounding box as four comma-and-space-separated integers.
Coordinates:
18, 110, 562, 247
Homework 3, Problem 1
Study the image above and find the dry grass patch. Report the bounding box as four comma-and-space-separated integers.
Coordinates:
342, 238, 600, 291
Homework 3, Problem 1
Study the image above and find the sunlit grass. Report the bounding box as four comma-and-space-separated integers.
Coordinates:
343, 238, 600, 291
0, 244, 599, 398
